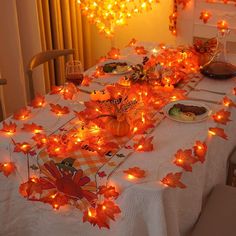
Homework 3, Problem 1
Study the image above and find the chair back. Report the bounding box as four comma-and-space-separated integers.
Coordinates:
27, 49, 74, 99
0, 78, 7, 121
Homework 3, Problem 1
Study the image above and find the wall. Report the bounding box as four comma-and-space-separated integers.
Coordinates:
0, 0, 27, 117
90, 1, 176, 64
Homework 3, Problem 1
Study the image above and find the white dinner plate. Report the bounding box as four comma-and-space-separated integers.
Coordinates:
99, 59, 133, 75
163, 100, 212, 123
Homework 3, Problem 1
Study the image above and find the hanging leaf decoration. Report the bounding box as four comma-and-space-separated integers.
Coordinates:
161, 172, 186, 188
209, 127, 228, 140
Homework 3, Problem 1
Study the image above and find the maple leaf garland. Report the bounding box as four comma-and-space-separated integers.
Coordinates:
209, 127, 228, 140
133, 136, 154, 152
98, 185, 119, 199
0, 162, 16, 177
173, 149, 197, 172
49, 103, 70, 115
193, 141, 207, 163
161, 172, 186, 189
212, 109, 231, 125
0, 121, 17, 134
123, 167, 146, 178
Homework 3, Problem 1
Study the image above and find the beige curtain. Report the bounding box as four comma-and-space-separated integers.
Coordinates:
37, 0, 92, 92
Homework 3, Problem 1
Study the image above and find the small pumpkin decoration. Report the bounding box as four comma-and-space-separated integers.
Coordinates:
90, 90, 111, 101
106, 113, 130, 137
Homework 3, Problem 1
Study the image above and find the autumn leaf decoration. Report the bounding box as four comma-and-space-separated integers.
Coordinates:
22, 123, 43, 133
12, 140, 32, 154
30, 94, 45, 108
83, 185, 121, 229
13, 107, 31, 120
135, 46, 148, 55
19, 177, 42, 197
212, 109, 231, 125
0, 162, 16, 177
173, 149, 197, 172
223, 96, 236, 107
161, 172, 186, 189
133, 136, 154, 152
193, 141, 207, 163
0, 121, 17, 134
50, 85, 63, 95
209, 127, 228, 140
123, 167, 146, 179
49, 103, 70, 115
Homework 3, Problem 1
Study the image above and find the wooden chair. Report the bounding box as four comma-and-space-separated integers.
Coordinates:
0, 78, 7, 121
27, 49, 74, 100
190, 184, 236, 236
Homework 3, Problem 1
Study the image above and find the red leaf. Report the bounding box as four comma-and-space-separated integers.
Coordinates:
30, 94, 45, 108
222, 96, 236, 107
98, 171, 107, 178
193, 141, 207, 163
22, 123, 43, 133
173, 149, 197, 171
135, 46, 148, 55
123, 167, 146, 179
161, 172, 186, 188
212, 109, 231, 125
97, 185, 119, 199
0, 162, 16, 177
209, 127, 228, 140
81, 76, 92, 87
13, 107, 31, 120
32, 133, 48, 148
19, 177, 42, 197
107, 48, 120, 60
49, 103, 70, 115
50, 85, 63, 95
62, 83, 78, 100
133, 136, 154, 152
0, 121, 17, 134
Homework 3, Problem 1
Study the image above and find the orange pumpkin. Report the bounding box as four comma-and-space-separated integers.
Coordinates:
107, 114, 130, 137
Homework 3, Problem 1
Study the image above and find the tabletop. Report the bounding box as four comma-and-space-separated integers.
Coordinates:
0, 42, 236, 236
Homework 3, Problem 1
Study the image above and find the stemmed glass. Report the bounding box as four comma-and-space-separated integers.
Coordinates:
65, 60, 84, 85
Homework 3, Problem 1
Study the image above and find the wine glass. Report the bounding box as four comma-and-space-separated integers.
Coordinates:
65, 60, 84, 85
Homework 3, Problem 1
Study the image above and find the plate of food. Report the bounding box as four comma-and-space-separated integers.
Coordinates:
100, 60, 133, 75
163, 100, 211, 123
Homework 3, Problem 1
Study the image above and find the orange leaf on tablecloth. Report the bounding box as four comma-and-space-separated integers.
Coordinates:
107, 47, 120, 60
0, 121, 17, 134
193, 141, 207, 163
135, 46, 148, 55
161, 172, 186, 188
50, 85, 63, 95
81, 75, 92, 87
173, 149, 197, 172
22, 123, 43, 133
212, 109, 231, 125
49, 103, 70, 115
133, 136, 154, 152
0, 162, 16, 177
30, 94, 45, 108
97, 200, 121, 221
19, 177, 43, 197
12, 140, 32, 154
63, 83, 78, 100
98, 185, 119, 199
13, 107, 31, 120
209, 127, 228, 140
123, 167, 146, 179
32, 133, 48, 148
222, 96, 236, 107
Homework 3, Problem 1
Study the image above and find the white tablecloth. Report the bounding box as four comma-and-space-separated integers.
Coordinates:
1, 46, 236, 236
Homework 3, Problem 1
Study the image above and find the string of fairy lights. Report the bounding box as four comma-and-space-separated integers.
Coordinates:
77, 0, 236, 37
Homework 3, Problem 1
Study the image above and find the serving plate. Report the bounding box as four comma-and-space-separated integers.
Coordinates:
99, 60, 133, 75
163, 100, 212, 123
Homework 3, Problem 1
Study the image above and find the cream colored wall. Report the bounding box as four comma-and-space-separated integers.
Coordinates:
0, 0, 27, 117
90, 0, 175, 64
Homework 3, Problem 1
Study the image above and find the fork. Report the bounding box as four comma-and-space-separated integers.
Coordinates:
187, 85, 226, 96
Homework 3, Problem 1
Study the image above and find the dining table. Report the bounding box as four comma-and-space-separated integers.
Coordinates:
0, 42, 236, 236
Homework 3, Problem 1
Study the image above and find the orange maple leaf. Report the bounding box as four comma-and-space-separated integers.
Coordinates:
50, 85, 63, 95
49, 103, 70, 115
222, 96, 236, 107
123, 167, 146, 179
161, 172, 186, 188
133, 136, 154, 152
32, 133, 48, 148
212, 109, 231, 125
30, 94, 45, 108
173, 149, 197, 171
63, 83, 78, 100
135, 46, 148, 55
97, 200, 121, 221
193, 141, 207, 163
19, 177, 42, 197
22, 123, 43, 133
13, 107, 31, 120
13, 140, 32, 154
107, 47, 120, 59
0, 162, 16, 177
127, 38, 137, 47
209, 127, 228, 140
98, 185, 119, 199
81, 75, 92, 87
0, 121, 17, 134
